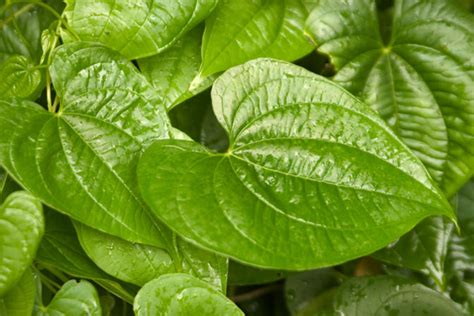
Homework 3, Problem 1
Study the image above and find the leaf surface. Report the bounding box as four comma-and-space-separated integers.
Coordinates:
200, 0, 313, 75
0, 55, 42, 99
0, 269, 35, 316
64, 0, 218, 59
138, 59, 453, 269
134, 274, 243, 316
0, 191, 43, 296
305, 0, 474, 196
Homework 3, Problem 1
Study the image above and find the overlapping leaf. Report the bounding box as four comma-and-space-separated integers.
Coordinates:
64, 0, 218, 59
138, 59, 453, 270
0, 55, 42, 99
0, 269, 35, 316
200, 0, 313, 76
134, 274, 243, 316
305, 0, 474, 197
0, 192, 43, 296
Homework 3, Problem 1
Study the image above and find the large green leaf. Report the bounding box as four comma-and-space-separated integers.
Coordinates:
0, 269, 35, 316
134, 274, 243, 316
64, 0, 218, 59
313, 276, 463, 315
138, 25, 216, 110
200, 0, 313, 76
0, 55, 42, 99
138, 58, 453, 269
36, 209, 138, 304
35, 280, 101, 316
305, 0, 474, 197
373, 216, 453, 289
0, 42, 171, 247
0, 191, 43, 296
75, 222, 228, 291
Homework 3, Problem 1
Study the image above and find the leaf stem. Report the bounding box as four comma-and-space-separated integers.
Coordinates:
230, 283, 282, 303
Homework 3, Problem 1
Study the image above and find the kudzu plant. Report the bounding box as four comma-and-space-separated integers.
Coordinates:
0, 0, 473, 315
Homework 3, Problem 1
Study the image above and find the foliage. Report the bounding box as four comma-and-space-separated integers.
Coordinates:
0, 0, 473, 315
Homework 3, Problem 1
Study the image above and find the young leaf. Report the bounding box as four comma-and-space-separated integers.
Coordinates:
305, 0, 474, 197
0, 191, 43, 296
75, 222, 228, 291
0, 269, 35, 316
314, 276, 463, 315
138, 25, 216, 110
0, 55, 42, 99
373, 217, 454, 289
36, 209, 138, 304
200, 0, 313, 76
138, 59, 454, 270
0, 42, 171, 247
35, 280, 101, 316
134, 274, 243, 316
64, 0, 218, 59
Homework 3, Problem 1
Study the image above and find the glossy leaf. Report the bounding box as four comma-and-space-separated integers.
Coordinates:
134, 274, 243, 316
200, 0, 313, 76
64, 0, 218, 59
0, 269, 35, 316
36, 209, 138, 304
35, 280, 101, 316
0, 55, 42, 99
138, 25, 216, 109
138, 59, 453, 269
75, 222, 227, 291
305, 0, 474, 196
0, 42, 171, 247
374, 217, 453, 288
0, 191, 43, 296
315, 276, 463, 315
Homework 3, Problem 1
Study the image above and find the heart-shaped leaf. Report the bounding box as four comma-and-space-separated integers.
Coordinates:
138, 58, 454, 269
0, 191, 43, 296
200, 0, 313, 76
75, 222, 227, 291
305, 0, 474, 197
313, 276, 463, 315
0, 269, 35, 316
64, 0, 218, 59
35, 280, 101, 316
0, 42, 171, 246
134, 274, 243, 316
0, 55, 42, 99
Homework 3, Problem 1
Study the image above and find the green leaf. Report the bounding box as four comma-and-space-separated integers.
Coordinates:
305, 0, 474, 197
35, 209, 138, 304
0, 168, 21, 203
200, 0, 313, 76
35, 280, 101, 316
138, 58, 453, 269
134, 274, 243, 316
75, 222, 228, 291
138, 25, 216, 110
228, 261, 287, 286
0, 269, 35, 316
373, 217, 454, 289
64, 0, 218, 59
0, 42, 171, 247
315, 276, 463, 315
0, 2, 61, 63
0, 191, 43, 296
0, 55, 42, 99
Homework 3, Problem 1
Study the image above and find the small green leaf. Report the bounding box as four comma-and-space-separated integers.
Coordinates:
134, 274, 243, 316
64, 0, 218, 59
0, 269, 35, 316
138, 59, 454, 269
138, 25, 216, 110
315, 276, 463, 315
36, 280, 101, 316
305, 0, 474, 196
228, 261, 287, 286
201, 0, 313, 76
75, 222, 228, 291
0, 191, 43, 296
0, 55, 42, 99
